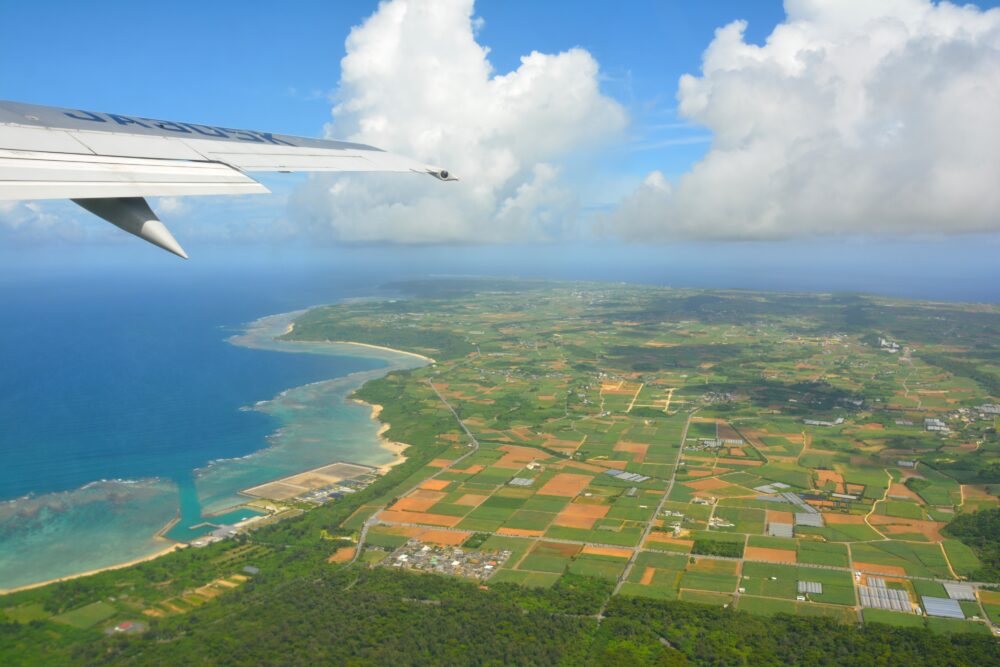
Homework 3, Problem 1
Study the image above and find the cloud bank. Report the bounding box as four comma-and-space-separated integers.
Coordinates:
610, 0, 1000, 240
290, 0, 626, 243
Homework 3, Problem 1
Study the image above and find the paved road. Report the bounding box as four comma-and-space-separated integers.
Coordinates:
349, 391, 998, 633
351, 379, 481, 564
598, 409, 697, 620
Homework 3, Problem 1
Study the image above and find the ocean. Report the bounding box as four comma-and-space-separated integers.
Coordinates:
0, 262, 425, 589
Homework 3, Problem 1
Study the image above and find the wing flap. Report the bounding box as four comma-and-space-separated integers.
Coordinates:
0, 149, 267, 200
72, 131, 208, 162
181, 138, 433, 174
0, 125, 92, 154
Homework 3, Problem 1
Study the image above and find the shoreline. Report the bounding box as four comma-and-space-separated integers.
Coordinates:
283, 320, 437, 365
325, 340, 436, 364
1, 541, 184, 595
0, 326, 428, 595
354, 400, 411, 475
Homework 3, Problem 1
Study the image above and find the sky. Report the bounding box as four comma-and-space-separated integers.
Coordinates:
1, 0, 999, 298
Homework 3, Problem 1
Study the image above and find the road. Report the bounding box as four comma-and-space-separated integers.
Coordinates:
350, 378, 481, 565
598, 409, 696, 620
349, 393, 998, 633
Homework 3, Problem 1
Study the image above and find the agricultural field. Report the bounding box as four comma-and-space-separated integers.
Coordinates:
312, 281, 1000, 635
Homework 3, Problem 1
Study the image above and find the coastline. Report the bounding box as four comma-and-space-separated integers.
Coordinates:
283, 320, 437, 365
354, 400, 411, 474
326, 340, 436, 364
0, 321, 428, 594
1, 541, 183, 595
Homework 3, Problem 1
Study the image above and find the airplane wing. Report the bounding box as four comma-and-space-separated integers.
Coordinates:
0, 100, 456, 258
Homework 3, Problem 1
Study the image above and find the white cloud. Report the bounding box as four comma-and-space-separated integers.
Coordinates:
0, 200, 99, 242
609, 0, 1000, 240
153, 197, 190, 216
290, 0, 626, 243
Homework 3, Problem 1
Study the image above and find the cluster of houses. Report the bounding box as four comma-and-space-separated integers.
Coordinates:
387, 541, 511, 580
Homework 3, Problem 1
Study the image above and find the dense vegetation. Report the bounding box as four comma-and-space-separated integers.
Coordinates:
921, 352, 1000, 397
9, 569, 997, 666
285, 301, 476, 360
691, 539, 744, 559
944, 508, 1000, 582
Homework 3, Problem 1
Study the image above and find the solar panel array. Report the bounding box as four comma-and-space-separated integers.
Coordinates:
508, 477, 534, 487
767, 522, 794, 538
922, 596, 965, 619
798, 581, 823, 594
603, 469, 650, 482
781, 493, 819, 514
943, 583, 976, 601
795, 512, 824, 527
859, 584, 912, 612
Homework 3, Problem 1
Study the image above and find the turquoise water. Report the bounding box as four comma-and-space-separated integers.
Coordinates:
0, 273, 425, 590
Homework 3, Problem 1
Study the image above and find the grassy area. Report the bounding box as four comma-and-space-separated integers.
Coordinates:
50, 601, 117, 629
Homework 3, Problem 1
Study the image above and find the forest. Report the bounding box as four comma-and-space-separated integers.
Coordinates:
944, 508, 1000, 582
6, 569, 995, 666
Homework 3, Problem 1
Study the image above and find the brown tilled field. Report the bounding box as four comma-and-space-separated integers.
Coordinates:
613, 441, 649, 463
378, 510, 463, 527
553, 503, 610, 529
497, 527, 545, 537
455, 494, 488, 507
868, 515, 946, 541
581, 546, 632, 558
685, 477, 732, 491
538, 473, 593, 497
852, 561, 907, 576
495, 445, 549, 469
392, 489, 447, 512
766, 510, 796, 524
744, 546, 797, 563
327, 547, 356, 563
824, 513, 868, 524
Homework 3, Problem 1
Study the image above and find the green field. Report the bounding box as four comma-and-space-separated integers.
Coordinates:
51, 601, 117, 629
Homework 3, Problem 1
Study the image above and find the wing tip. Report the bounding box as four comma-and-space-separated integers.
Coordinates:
424, 167, 459, 182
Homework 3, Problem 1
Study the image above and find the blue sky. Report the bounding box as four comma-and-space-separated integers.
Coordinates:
1, 0, 999, 302
0, 1, 788, 181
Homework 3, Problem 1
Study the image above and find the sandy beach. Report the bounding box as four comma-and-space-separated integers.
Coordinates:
2, 541, 184, 595
329, 340, 436, 364
356, 400, 411, 474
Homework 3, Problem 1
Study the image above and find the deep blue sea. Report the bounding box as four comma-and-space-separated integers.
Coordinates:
0, 258, 431, 588
0, 280, 376, 500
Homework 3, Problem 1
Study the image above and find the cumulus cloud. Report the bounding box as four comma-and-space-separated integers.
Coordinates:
153, 197, 190, 216
290, 0, 626, 243
0, 200, 99, 242
610, 0, 1000, 240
